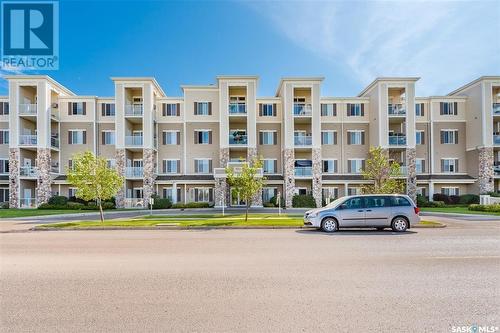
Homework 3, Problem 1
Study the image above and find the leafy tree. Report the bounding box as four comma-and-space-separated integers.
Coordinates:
67, 151, 124, 222
361, 146, 404, 194
225, 158, 266, 222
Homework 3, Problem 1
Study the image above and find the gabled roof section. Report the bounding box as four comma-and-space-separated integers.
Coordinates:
358, 77, 420, 97
275, 77, 325, 97
447, 76, 500, 96
2, 75, 75, 96
110, 77, 166, 97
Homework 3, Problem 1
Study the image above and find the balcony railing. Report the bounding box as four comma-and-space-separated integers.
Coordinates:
293, 103, 312, 116
388, 135, 407, 146
51, 137, 59, 148
125, 104, 143, 116
493, 134, 500, 145
294, 166, 313, 177
20, 197, 37, 208
229, 103, 247, 114
20, 166, 38, 177
19, 134, 37, 146
398, 166, 408, 175
229, 134, 248, 145
493, 103, 500, 115
125, 167, 144, 178
19, 104, 37, 115
125, 135, 143, 146
294, 135, 313, 146
494, 162, 500, 174
51, 166, 59, 173
388, 104, 406, 116
124, 198, 144, 208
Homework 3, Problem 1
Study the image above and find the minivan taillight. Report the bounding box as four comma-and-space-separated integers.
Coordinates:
414, 207, 420, 215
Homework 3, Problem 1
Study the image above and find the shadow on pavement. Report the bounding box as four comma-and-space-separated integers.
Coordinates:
295, 229, 417, 236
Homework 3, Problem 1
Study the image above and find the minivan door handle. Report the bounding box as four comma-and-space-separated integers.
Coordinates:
357, 210, 364, 212
365, 209, 372, 212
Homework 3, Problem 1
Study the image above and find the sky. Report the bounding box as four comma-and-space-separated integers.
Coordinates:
0, 0, 499, 97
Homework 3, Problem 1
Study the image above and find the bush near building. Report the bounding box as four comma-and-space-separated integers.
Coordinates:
38, 196, 116, 210
292, 194, 316, 208
468, 204, 500, 213
417, 194, 479, 207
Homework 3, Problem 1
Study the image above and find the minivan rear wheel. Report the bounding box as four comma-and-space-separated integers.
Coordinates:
391, 217, 408, 232
321, 218, 338, 233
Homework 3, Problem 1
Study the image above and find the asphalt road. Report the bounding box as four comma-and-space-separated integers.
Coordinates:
1, 220, 499, 332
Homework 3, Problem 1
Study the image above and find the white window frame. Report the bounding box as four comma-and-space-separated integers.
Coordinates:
322, 159, 337, 174
441, 129, 458, 144
441, 187, 459, 196
196, 102, 210, 115
0, 159, 9, 174
321, 131, 336, 145
102, 130, 115, 145
348, 103, 362, 117
0, 130, 9, 144
260, 130, 275, 145
71, 102, 84, 115
262, 187, 277, 203
164, 159, 180, 174
164, 130, 179, 145
195, 130, 211, 144
102, 103, 115, 116
416, 130, 425, 145
69, 129, 85, 144
347, 187, 361, 196
261, 104, 274, 116
68, 187, 77, 198
441, 158, 459, 173
194, 159, 211, 174
416, 158, 425, 174
192, 187, 211, 202
348, 159, 364, 174
262, 159, 277, 174
348, 130, 364, 145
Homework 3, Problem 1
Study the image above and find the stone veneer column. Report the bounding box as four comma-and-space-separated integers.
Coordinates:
247, 147, 262, 207
283, 148, 295, 208
36, 148, 52, 205
8, 148, 20, 208
215, 148, 230, 207
478, 147, 494, 194
143, 148, 156, 207
312, 148, 322, 208
115, 149, 126, 208
406, 148, 417, 203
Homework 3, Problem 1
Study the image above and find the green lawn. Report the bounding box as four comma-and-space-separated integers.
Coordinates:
0, 208, 134, 219
420, 206, 500, 216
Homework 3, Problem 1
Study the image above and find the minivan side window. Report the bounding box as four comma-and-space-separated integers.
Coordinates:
365, 196, 390, 208
343, 198, 364, 209
391, 196, 411, 206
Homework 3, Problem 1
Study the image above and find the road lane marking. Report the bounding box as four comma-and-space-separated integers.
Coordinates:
427, 256, 500, 260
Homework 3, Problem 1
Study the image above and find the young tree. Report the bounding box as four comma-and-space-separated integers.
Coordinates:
361, 146, 405, 194
225, 158, 266, 222
67, 151, 124, 223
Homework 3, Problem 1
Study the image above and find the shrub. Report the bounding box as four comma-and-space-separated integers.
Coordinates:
459, 194, 479, 205
0, 202, 9, 209
468, 204, 500, 212
263, 202, 275, 208
416, 194, 429, 207
101, 201, 115, 210
270, 195, 285, 208
449, 195, 461, 205
487, 191, 500, 197
67, 202, 85, 209
292, 194, 316, 208
48, 195, 68, 206
432, 193, 451, 204
152, 195, 172, 209
171, 202, 212, 209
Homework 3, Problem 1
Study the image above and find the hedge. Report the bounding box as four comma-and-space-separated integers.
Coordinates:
171, 202, 213, 209
468, 204, 500, 212
292, 194, 316, 208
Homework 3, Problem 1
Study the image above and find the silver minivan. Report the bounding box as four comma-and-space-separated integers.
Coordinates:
304, 194, 420, 232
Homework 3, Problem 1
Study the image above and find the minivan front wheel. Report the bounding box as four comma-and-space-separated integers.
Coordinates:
391, 217, 408, 232
321, 218, 338, 233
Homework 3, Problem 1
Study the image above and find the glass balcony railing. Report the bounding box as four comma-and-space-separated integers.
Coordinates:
125, 135, 143, 146
19, 135, 37, 146
294, 135, 313, 146
388, 104, 406, 116
493, 134, 500, 145
388, 135, 407, 146
51, 137, 59, 148
20, 197, 37, 208
293, 103, 312, 116
294, 166, 313, 177
125, 104, 143, 116
229, 134, 248, 145
493, 103, 500, 115
229, 103, 247, 114
19, 104, 37, 115
20, 166, 38, 177
124, 198, 144, 208
125, 167, 144, 178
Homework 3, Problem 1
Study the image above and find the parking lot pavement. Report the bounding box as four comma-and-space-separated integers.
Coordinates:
1, 220, 499, 332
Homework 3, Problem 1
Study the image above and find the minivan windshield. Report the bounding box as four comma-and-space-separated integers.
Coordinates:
326, 197, 345, 208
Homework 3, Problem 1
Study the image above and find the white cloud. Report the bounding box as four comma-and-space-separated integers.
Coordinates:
247, 1, 500, 95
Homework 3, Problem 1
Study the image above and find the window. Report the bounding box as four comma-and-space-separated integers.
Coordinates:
0, 130, 8, 144
347, 130, 365, 145
440, 102, 458, 115
321, 131, 337, 145
163, 188, 182, 201
262, 159, 277, 174
101, 103, 115, 116
343, 196, 363, 208
194, 130, 212, 144
0, 102, 9, 115
262, 187, 278, 203
416, 159, 425, 174
348, 159, 365, 173
102, 131, 115, 145
0, 159, 9, 174
347, 103, 364, 117
106, 159, 116, 169
194, 159, 212, 174
391, 196, 411, 206
416, 103, 424, 116
416, 131, 425, 145
163, 103, 180, 116
68, 130, 86, 144
441, 158, 459, 173
68, 102, 85, 115
191, 188, 213, 202
321, 103, 337, 116
365, 196, 391, 208
441, 187, 459, 196
440, 130, 458, 144
322, 160, 338, 173
322, 187, 339, 203
259, 104, 276, 116
0, 188, 9, 203
194, 102, 211, 115
163, 131, 180, 145
68, 160, 73, 171
163, 160, 180, 174
417, 187, 427, 197
68, 188, 77, 198
259, 131, 276, 145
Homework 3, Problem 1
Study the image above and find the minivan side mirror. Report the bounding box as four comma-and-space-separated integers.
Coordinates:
338, 204, 347, 210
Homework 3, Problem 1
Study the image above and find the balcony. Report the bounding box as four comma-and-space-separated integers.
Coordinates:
51, 137, 59, 148
229, 103, 247, 115
388, 104, 405, 116
493, 103, 500, 115
125, 167, 144, 178
19, 104, 37, 115
388, 135, 406, 146
493, 134, 500, 146
294, 167, 313, 177
228, 134, 248, 145
294, 135, 313, 146
293, 103, 312, 116
125, 135, 143, 146
19, 134, 37, 146
20, 166, 38, 178
125, 104, 143, 116
398, 166, 408, 175
20, 197, 37, 208
124, 198, 144, 208
494, 162, 500, 174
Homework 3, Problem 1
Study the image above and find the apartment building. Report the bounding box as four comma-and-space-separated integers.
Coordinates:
0, 75, 499, 208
